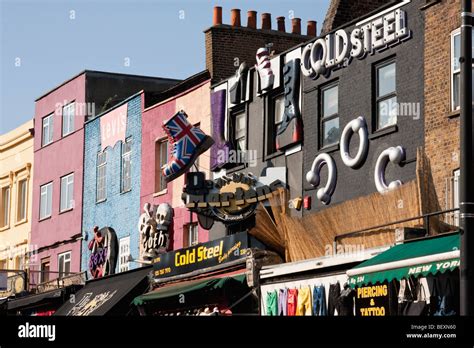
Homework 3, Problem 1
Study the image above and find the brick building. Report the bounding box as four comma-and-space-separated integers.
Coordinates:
422, 0, 467, 225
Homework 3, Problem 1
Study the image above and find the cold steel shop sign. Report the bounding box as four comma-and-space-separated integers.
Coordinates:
153, 232, 248, 278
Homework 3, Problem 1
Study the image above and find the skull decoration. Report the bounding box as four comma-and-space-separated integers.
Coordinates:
139, 203, 173, 260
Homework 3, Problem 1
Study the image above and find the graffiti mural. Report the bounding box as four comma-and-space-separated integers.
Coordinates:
138, 203, 173, 261
88, 226, 119, 279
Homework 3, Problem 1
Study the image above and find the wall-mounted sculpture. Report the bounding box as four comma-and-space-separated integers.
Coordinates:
306, 153, 337, 205
256, 47, 274, 92
88, 226, 118, 279
340, 116, 369, 168
276, 58, 303, 150
210, 90, 232, 171
374, 146, 405, 194
229, 62, 249, 105
138, 203, 173, 261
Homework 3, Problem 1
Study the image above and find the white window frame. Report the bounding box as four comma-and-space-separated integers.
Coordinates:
155, 140, 168, 193
188, 223, 199, 246
62, 102, 75, 137
121, 138, 132, 193
42, 114, 54, 146
321, 82, 340, 147
118, 236, 130, 273
39, 182, 53, 220
58, 251, 71, 279
60, 173, 74, 212
451, 28, 474, 112
1, 186, 11, 228
97, 151, 107, 202
17, 178, 27, 222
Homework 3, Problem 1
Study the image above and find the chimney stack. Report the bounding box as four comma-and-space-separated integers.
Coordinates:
247, 10, 257, 29
277, 16, 285, 32
213, 6, 222, 26
291, 18, 301, 35
230, 9, 241, 27
261, 13, 271, 30
307, 20, 317, 36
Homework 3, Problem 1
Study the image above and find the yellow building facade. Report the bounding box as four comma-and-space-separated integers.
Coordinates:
0, 120, 34, 296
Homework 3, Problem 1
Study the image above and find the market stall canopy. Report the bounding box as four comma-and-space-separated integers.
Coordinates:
133, 270, 247, 307
347, 233, 460, 287
54, 266, 152, 316
7, 287, 73, 312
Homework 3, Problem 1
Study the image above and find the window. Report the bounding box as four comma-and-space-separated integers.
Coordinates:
62, 102, 75, 136
121, 138, 132, 193
60, 173, 74, 212
451, 29, 474, 111
267, 92, 285, 154
186, 223, 199, 247
0, 259, 6, 270
232, 110, 247, 154
155, 140, 168, 192
58, 252, 71, 279
321, 83, 340, 147
40, 258, 50, 283
42, 114, 54, 146
118, 237, 130, 273
97, 151, 107, 202
17, 179, 27, 222
376, 61, 397, 129
39, 182, 53, 220
1, 186, 10, 228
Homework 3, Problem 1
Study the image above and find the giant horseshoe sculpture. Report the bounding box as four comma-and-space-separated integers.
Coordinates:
340, 116, 369, 168
374, 146, 405, 194
306, 153, 337, 205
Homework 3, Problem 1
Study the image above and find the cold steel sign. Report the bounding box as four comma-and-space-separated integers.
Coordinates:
152, 232, 248, 278
301, 6, 410, 80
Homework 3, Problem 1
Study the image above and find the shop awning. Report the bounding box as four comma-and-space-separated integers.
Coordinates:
133, 270, 247, 306
347, 233, 460, 287
7, 288, 65, 311
54, 266, 152, 316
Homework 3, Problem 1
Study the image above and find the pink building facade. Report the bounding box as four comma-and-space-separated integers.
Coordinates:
31, 73, 86, 283
141, 72, 212, 250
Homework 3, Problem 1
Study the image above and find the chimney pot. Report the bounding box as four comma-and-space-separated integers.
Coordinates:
247, 10, 257, 29
307, 20, 317, 36
230, 8, 241, 27
261, 13, 271, 30
213, 6, 222, 26
277, 16, 285, 32
291, 18, 301, 35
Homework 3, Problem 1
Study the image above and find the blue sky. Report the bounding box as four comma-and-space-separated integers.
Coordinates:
0, 0, 330, 134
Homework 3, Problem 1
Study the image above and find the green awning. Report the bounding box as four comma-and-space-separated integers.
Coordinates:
133, 273, 246, 306
347, 234, 460, 287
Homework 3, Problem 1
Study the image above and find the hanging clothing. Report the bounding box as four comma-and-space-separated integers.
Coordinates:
337, 285, 355, 316
313, 285, 327, 316
432, 271, 458, 316
328, 282, 341, 316
287, 288, 298, 316
278, 288, 288, 316
266, 290, 278, 316
296, 286, 312, 316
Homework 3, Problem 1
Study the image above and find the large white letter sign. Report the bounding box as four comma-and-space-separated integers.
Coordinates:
340, 116, 369, 168
374, 146, 405, 194
306, 153, 337, 205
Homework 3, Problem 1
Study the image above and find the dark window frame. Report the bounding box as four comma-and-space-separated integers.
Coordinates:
374, 58, 397, 131
319, 80, 340, 149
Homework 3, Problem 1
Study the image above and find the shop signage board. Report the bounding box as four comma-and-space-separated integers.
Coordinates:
182, 172, 283, 225
153, 232, 249, 278
355, 283, 390, 316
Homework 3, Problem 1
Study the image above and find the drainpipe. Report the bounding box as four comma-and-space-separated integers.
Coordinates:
460, 0, 474, 316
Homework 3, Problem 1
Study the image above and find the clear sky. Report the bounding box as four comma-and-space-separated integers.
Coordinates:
0, 0, 330, 134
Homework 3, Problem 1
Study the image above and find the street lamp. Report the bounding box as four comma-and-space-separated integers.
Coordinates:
460, 0, 474, 316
